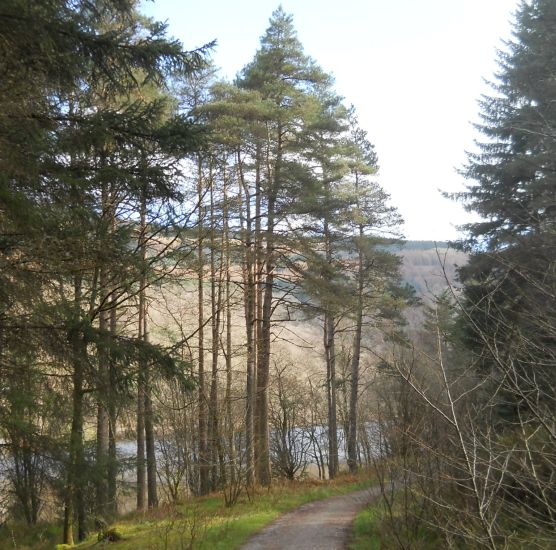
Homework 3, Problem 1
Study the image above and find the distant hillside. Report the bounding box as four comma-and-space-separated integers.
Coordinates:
398, 241, 467, 298
398, 240, 450, 251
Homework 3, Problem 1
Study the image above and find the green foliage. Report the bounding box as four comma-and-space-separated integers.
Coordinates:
0, 523, 63, 550
456, 0, 556, 404
0, 0, 207, 537
67, 477, 374, 550
423, 289, 459, 344
97, 525, 124, 542
350, 498, 442, 550
1, 1, 406, 541
239, 6, 330, 99
349, 505, 382, 550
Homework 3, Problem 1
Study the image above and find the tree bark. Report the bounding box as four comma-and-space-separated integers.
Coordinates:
224, 175, 236, 488
197, 154, 209, 495
96, 266, 109, 515
96, 180, 110, 514
64, 275, 86, 544
136, 352, 146, 509
323, 212, 339, 480
347, 179, 364, 473
254, 133, 281, 486
324, 311, 339, 479
108, 304, 118, 515
137, 183, 158, 509
136, 185, 147, 511
107, 185, 118, 515
144, 321, 158, 508
208, 163, 224, 490
238, 149, 255, 486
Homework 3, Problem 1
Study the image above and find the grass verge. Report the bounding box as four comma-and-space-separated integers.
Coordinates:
348, 488, 441, 550
78, 473, 374, 550
349, 501, 383, 550
1, 473, 375, 550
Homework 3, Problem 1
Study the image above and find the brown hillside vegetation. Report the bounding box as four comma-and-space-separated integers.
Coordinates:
398, 244, 467, 299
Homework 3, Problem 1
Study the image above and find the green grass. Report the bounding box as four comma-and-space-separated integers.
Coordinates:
78, 475, 373, 550
349, 502, 383, 550
349, 491, 443, 550
2, 473, 375, 550
350, 499, 556, 550
0, 522, 64, 550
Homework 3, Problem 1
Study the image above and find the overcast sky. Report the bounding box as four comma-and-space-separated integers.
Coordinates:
141, 0, 520, 241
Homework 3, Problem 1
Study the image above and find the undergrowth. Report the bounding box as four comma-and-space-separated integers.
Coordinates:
2, 472, 375, 550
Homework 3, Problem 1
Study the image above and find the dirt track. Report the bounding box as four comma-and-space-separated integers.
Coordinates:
240, 486, 381, 550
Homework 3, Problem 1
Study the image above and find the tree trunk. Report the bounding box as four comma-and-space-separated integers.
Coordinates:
136, 187, 147, 511
252, 147, 263, 487
138, 183, 158, 509
323, 210, 339, 479
238, 149, 255, 486
64, 275, 86, 544
136, 355, 146, 510
208, 164, 224, 490
96, 181, 111, 514
347, 230, 363, 473
108, 304, 118, 515
324, 311, 339, 479
197, 154, 209, 495
225, 206, 235, 488
144, 321, 158, 508
255, 249, 272, 486
107, 185, 118, 515
96, 266, 109, 515
254, 135, 281, 487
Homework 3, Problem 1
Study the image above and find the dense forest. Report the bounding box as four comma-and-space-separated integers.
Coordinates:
0, 1, 554, 548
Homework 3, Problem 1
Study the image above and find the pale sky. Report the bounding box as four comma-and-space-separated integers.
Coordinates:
141, 0, 520, 240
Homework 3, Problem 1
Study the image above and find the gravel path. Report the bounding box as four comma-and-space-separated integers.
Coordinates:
240, 486, 381, 550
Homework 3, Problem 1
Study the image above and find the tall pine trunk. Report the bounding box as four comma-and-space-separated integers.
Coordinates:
253, 149, 263, 486
144, 322, 158, 508
238, 149, 255, 486
208, 164, 224, 490
136, 191, 147, 511
323, 215, 339, 479
108, 303, 118, 514
254, 135, 281, 486
64, 275, 86, 544
197, 154, 209, 495
96, 180, 110, 514
347, 198, 364, 473
138, 182, 158, 509
324, 311, 339, 479
224, 176, 236, 488
96, 269, 110, 515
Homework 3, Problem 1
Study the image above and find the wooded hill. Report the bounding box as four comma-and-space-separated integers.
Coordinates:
397, 242, 467, 297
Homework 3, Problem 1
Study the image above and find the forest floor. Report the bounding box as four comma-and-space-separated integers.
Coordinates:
2, 473, 377, 550
239, 486, 380, 550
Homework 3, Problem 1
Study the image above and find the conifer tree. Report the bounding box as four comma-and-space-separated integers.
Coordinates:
342, 112, 403, 472
440, 2, 556, 540
294, 90, 353, 479
295, 101, 404, 476
457, 0, 556, 415
237, 6, 330, 485
0, 0, 209, 539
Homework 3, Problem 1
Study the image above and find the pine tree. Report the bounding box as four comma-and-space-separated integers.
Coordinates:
0, 0, 209, 539
342, 111, 404, 473
237, 6, 330, 485
457, 0, 556, 414
294, 101, 404, 476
